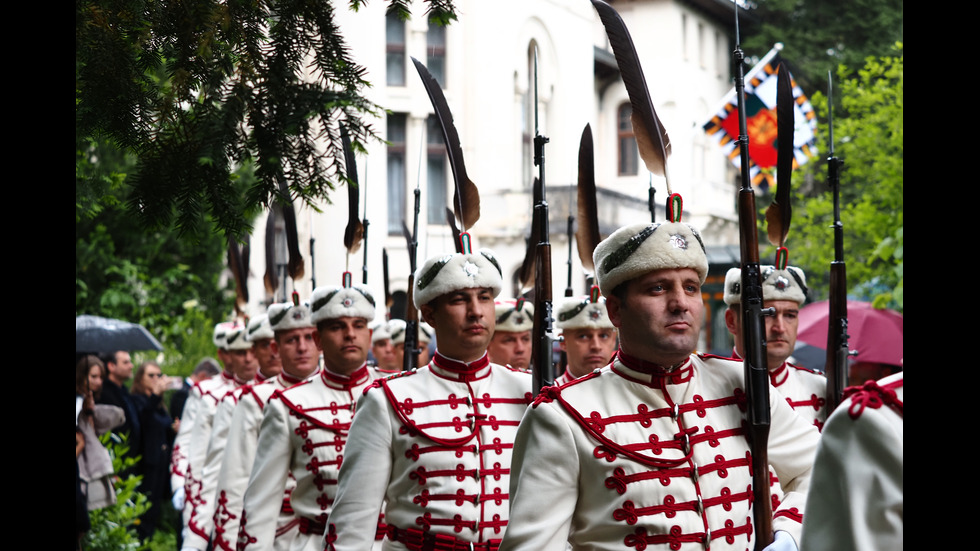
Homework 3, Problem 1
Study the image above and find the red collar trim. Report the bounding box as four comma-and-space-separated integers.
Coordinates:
770, 361, 788, 386
320, 364, 368, 389
430, 351, 490, 382
615, 350, 693, 384
280, 367, 317, 386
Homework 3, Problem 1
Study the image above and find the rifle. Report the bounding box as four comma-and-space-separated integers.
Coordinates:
824, 71, 850, 413
733, 7, 773, 548
401, 183, 421, 371
529, 47, 554, 395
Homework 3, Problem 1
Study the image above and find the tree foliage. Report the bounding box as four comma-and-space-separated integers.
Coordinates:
742, 0, 904, 93
76, 0, 458, 239
778, 44, 903, 311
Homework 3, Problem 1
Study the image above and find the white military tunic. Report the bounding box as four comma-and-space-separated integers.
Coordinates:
210, 371, 311, 551
801, 372, 903, 551
500, 353, 820, 550
326, 352, 533, 550
184, 382, 251, 549
239, 364, 388, 551
172, 370, 240, 533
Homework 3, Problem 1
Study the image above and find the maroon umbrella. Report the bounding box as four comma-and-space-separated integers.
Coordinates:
796, 300, 903, 367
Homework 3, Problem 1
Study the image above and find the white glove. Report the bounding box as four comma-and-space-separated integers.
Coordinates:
762, 531, 798, 551
172, 486, 185, 510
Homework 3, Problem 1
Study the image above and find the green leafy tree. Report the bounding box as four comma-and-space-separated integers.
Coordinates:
76, 0, 458, 240
781, 44, 903, 311
742, 0, 904, 93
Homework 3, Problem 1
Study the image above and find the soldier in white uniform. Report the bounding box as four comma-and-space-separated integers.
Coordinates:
182, 312, 285, 551
801, 371, 903, 551
486, 298, 534, 371
500, 220, 820, 550
239, 277, 388, 551
172, 322, 235, 514
723, 266, 827, 430
208, 301, 321, 551
326, 246, 533, 550
553, 290, 617, 386
175, 321, 258, 546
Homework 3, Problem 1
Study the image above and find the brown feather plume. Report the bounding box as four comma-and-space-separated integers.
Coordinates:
518, 177, 543, 290
228, 237, 249, 309
766, 62, 794, 248
412, 57, 480, 231
592, 0, 672, 194
576, 125, 601, 274
341, 125, 364, 255
263, 209, 279, 297
276, 178, 305, 281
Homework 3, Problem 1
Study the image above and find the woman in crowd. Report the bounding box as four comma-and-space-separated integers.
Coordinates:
130, 360, 175, 542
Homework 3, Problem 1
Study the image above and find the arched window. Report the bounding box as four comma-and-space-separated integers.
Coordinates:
618, 103, 638, 176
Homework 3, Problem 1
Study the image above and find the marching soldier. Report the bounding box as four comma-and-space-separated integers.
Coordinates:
326, 246, 533, 549
238, 278, 388, 551
208, 305, 321, 551
723, 266, 828, 430
486, 298, 534, 370
174, 322, 257, 546
182, 312, 287, 551
801, 371, 903, 551
500, 220, 820, 550
553, 291, 617, 385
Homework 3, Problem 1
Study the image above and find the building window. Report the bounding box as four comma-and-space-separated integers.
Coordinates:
618, 103, 638, 176
386, 12, 406, 86
426, 115, 449, 225
426, 15, 446, 87
387, 113, 407, 234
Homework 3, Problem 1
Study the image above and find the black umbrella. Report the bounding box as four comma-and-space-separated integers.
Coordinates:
75, 315, 164, 354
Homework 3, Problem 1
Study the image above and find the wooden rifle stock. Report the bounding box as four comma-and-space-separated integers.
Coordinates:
733, 9, 773, 547
530, 137, 554, 394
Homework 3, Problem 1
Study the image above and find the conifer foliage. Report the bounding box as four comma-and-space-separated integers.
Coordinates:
76, 0, 457, 238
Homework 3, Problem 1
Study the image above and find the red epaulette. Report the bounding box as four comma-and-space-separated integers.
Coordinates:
842, 378, 903, 420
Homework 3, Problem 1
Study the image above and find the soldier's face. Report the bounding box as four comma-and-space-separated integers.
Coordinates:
228, 347, 259, 382
487, 331, 531, 370
607, 268, 704, 367
252, 338, 282, 378
422, 287, 495, 362
762, 300, 800, 369
560, 327, 617, 378
314, 317, 371, 375
272, 328, 317, 379
372, 338, 397, 370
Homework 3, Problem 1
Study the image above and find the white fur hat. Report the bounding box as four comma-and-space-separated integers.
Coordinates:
413, 249, 503, 308
386, 319, 408, 345
418, 322, 434, 344
309, 283, 377, 325
268, 296, 314, 332
223, 322, 252, 351
387, 319, 434, 345
723, 265, 808, 306
246, 313, 274, 342
213, 321, 236, 349
593, 222, 708, 297
371, 320, 391, 344
494, 298, 534, 333
556, 295, 614, 330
